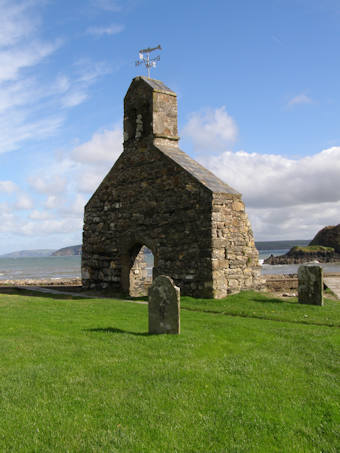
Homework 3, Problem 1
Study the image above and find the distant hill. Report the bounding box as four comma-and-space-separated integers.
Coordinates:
0, 249, 56, 258
52, 245, 82, 256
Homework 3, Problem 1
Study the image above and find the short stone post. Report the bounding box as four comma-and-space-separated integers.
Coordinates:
298, 265, 323, 306
148, 275, 180, 334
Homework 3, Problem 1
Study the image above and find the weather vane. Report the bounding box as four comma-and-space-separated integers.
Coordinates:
135, 45, 162, 78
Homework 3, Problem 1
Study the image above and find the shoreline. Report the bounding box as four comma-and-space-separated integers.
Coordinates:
0, 278, 81, 287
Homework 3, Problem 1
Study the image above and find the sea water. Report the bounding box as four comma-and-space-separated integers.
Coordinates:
258, 248, 340, 275
0, 256, 81, 281
1, 248, 339, 281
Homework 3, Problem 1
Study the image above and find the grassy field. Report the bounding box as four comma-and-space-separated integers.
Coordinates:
0, 289, 339, 452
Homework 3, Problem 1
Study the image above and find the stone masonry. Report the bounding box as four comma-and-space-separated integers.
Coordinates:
82, 76, 260, 298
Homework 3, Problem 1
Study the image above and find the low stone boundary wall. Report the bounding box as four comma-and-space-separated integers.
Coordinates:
1, 273, 338, 298
263, 274, 298, 294
263, 272, 340, 295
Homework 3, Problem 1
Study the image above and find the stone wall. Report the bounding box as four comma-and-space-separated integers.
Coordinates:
82, 143, 215, 297
211, 193, 261, 298
264, 274, 298, 294
82, 77, 260, 298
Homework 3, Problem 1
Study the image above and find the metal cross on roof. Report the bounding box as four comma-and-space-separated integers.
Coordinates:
135, 45, 162, 78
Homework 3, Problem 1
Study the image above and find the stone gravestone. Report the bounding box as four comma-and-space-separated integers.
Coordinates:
148, 275, 180, 334
298, 265, 323, 306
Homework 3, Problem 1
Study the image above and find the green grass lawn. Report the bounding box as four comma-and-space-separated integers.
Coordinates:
0, 290, 339, 452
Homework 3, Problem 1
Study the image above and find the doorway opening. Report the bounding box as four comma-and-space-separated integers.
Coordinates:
121, 244, 155, 297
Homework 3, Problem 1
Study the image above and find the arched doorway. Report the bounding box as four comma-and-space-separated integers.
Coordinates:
121, 244, 155, 297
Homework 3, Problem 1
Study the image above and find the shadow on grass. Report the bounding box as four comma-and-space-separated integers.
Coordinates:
182, 294, 297, 307
250, 295, 297, 305
0, 288, 85, 300
84, 327, 153, 336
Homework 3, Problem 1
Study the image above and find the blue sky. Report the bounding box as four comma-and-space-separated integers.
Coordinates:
0, 0, 340, 254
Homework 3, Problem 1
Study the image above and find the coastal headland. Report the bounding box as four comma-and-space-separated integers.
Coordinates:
264, 224, 340, 265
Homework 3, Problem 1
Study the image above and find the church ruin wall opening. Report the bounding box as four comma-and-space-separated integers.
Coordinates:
121, 243, 155, 297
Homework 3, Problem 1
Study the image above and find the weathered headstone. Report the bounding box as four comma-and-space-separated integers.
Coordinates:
148, 275, 180, 334
298, 265, 323, 306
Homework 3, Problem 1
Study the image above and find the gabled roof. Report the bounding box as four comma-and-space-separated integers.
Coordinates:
126, 76, 176, 97
157, 144, 239, 195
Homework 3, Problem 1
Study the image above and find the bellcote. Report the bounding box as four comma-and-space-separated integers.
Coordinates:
123, 76, 179, 146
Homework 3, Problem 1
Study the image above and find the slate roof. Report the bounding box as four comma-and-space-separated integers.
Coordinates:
157, 144, 239, 195
133, 76, 176, 96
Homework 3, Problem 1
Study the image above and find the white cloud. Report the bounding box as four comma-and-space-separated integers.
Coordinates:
20, 217, 83, 236
69, 194, 87, 215
0, 78, 38, 114
22, 126, 121, 235
287, 93, 313, 107
44, 195, 60, 209
55, 75, 70, 93
69, 126, 122, 193
71, 126, 122, 164
29, 210, 51, 220
248, 201, 340, 241
87, 24, 124, 36
15, 194, 33, 210
0, 2, 111, 155
0, 180, 18, 193
61, 91, 88, 108
56, 61, 111, 109
0, 0, 38, 47
29, 175, 67, 195
22, 126, 121, 238
198, 146, 340, 240
75, 60, 111, 83
182, 106, 340, 239
77, 171, 105, 193
182, 107, 238, 152
0, 1, 65, 154
0, 203, 16, 233
0, 2, 121, 252
0, 114, 63, 154
0, 39, 61, 83
199, 146, 340, 209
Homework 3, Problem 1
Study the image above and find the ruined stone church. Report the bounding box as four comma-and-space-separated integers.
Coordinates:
82, 77, 260, 298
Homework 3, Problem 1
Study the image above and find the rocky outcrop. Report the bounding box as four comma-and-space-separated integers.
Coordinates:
264, 245, 338, 265
264, 224, 340, 265
309, 224, 340, 253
